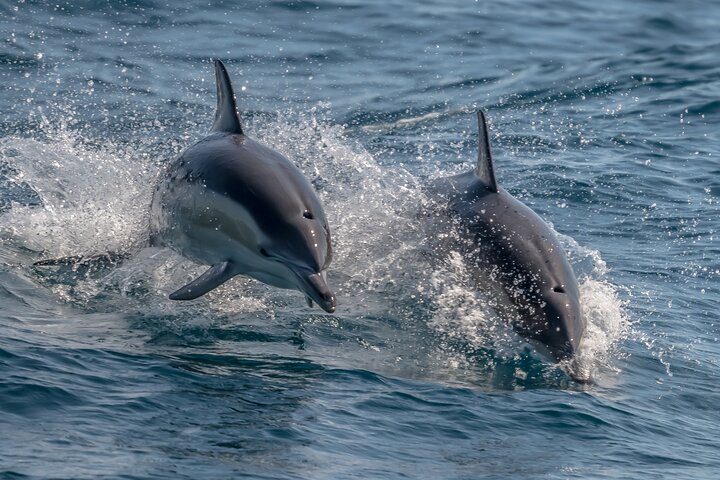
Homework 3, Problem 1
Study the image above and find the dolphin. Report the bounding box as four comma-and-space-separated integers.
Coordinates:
148, 60, 335, 312
429, 110, 584, 365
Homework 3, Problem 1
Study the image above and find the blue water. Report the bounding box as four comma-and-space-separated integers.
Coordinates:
1, 0, 718, 478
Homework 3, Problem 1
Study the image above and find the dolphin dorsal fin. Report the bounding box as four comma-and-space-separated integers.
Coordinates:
474, 110, 498, 192
211, 60, 243, 134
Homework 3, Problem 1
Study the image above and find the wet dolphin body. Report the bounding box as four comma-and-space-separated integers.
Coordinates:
429, 111, 584, 364
149, 60, 335, 312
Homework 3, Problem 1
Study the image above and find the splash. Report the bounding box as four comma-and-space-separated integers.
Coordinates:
0, 106, 629, 387
253, 107, 428, 313
575, 278, 631, 374
427, 251, 522, 355
0, 127, 153, 258
426, 221, 631, 385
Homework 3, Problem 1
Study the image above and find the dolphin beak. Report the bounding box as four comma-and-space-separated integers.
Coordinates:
291, 268, 336, 313
307, 272, 336, 313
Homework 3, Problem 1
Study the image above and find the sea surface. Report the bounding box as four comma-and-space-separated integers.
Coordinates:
1, 1, 718, 478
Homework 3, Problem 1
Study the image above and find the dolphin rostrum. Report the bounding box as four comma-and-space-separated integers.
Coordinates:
430, 110, 585, 365
149, 60, 335, 312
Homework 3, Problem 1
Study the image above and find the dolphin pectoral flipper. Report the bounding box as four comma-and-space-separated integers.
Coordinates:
169, 261, 237, 300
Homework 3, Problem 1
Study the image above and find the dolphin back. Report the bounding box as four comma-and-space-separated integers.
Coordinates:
212, 60, 243, 134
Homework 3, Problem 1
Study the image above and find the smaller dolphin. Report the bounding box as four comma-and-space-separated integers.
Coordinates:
149, 60, 335, 312
430, 111, 584, 364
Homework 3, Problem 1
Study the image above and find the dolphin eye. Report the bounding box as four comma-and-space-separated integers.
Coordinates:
260, 248, 270, 257
553, 286, 565, 293
303, 210, 314, 220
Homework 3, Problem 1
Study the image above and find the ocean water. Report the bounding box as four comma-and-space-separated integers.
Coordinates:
1, 0, 718, 478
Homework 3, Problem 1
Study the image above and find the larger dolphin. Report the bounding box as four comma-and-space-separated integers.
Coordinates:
149, 60, 335, 312
430, 111, 584, 364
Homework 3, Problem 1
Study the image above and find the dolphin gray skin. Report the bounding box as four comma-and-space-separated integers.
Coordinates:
149, 60, 335, 312
430, 111, 584, 364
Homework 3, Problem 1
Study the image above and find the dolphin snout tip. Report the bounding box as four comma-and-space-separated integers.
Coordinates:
321, 297, 336, 314
316, 289, 336, 313
301, 270, 336, 314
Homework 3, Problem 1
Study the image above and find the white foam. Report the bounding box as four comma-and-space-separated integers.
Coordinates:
425, 222, 630, 383
575, 277, 631, 377
0, 128, 153, 257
